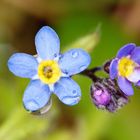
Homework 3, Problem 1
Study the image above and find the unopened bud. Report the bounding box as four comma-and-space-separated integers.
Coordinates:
103, 60, 111, 74
91, 84, 111, 107
91, 78, 129, 112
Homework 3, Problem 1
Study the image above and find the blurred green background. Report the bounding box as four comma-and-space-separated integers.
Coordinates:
0, 0, 140, 140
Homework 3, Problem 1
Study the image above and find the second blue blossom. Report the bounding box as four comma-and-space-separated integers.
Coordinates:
110, 43, 140, 96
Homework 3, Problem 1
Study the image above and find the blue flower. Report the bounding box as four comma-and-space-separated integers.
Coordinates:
109, 43, 140, 96
8, 26, 91, 112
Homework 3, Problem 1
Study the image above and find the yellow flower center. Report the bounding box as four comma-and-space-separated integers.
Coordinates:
38, 60, 61, 84
118, 57, 136, 77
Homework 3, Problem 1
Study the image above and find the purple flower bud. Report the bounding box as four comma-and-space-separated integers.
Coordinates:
91, 78, 129, 112
92, 86, 111, 106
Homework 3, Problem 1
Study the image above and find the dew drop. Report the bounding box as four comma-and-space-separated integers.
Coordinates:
72, 51, 78, 58
31, 99, 52, 116
24, 100, 39, 112
62, 96, 79, 105
73, 90, 77, 94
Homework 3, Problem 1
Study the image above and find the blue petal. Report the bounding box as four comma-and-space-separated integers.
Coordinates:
131, 47, 140, 64
117, 76, 134, 96
8, 53, 38, 78
59, 49, 91, 76
136, 81, 140, 86
117, 43, 135, 58
127, 67, 140, 83
35, 26, 60, 60
23, 80, 51, 111
54, 77, 81, 105
109, 59, 118, 79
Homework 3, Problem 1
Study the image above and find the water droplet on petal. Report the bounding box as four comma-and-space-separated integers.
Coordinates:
72, 51, 78, 58
31, 99, 52, 115
62, 96, 80, 105
80, 65, 87, 71
72, 90, 77, 94
24, 100, 39, 112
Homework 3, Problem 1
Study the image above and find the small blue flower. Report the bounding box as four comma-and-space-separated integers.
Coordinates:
8, 26, 91, 112
109, 43, 140, 96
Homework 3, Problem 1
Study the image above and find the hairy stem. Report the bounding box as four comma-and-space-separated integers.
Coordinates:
80, 67, 102, 82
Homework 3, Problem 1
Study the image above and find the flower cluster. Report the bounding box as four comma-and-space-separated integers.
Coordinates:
89, 43, 140, 112
110, 43, 140, 96
7, 25, 140, 113
8, 26, 91, 112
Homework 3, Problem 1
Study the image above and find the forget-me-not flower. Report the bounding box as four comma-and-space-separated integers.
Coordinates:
109, 43, 140, 96
8, 26, 91, 112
